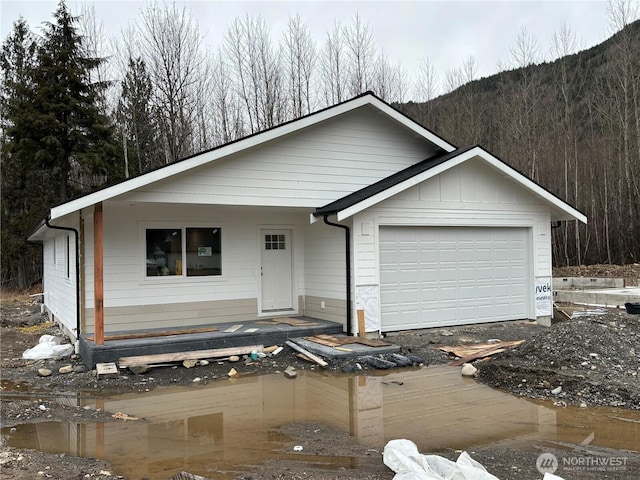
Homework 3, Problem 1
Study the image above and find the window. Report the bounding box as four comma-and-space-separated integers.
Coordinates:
145, 227, 221, 277
186, 228, 222, 276
65, 235, 71, 279
265, 234, 286, 250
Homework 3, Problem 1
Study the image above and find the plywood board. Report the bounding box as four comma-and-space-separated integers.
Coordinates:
118, 345, 263, 367
305, 334, 391, 348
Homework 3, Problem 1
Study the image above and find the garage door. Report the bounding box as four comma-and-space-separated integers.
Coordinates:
380, 226, 530, 331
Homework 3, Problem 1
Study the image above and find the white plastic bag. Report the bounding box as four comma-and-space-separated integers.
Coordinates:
383, 439, 500, 480
23, 335, 74, 360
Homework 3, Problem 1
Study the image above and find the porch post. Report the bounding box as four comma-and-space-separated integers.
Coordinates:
94, 202, 104, 345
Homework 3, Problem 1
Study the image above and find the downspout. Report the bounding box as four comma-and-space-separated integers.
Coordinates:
323, 215, 353, 336
44, 215, 81, 350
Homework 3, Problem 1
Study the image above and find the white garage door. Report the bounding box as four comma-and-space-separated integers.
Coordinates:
380, 226, 530, 331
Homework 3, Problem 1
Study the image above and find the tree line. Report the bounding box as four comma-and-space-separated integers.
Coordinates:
401, 3, 640, 267
1, 0, 638, 288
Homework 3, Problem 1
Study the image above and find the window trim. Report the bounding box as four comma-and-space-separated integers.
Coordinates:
140, 222, 225, 283
65, 234, 71, 279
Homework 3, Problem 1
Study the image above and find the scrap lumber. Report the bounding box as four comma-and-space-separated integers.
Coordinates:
84, 326, 219, 342
305, 334, 391, 348
445, 340, 525, 367
257, 318, 321, 327
285, 340, 328, 367
224, 324, 243, 333
118, 345, 262, 368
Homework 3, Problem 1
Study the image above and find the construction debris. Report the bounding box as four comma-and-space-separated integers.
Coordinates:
96, 362, 119, 379
285, 340, 328, 367
111, 412, 139, 421
118, 345, 262, 368
437, 340, 524, 366
305, 333, 391, 348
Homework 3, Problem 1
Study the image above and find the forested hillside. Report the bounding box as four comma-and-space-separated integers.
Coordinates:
1, 2, 638, 288
399, 20, 640, 266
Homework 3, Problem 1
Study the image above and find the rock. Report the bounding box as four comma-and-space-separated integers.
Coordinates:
198, 360, 209, 366
229, 355, 240, 362
129, 365, 150, 375
551, 386, 562, 395
341, 363, 362, 373
363, 356, 396, 369
58, 365, 73, 374
228, 368, 238, 377
542, 380, 551, 389
182, 359, 197, 368
580, 402, 588, 408
388, 353, 414, 367
284, 366, 298, 378
192, 377, 201, 383
440, 330, 454, 336
37, 368, 52, 377
461, 363, 477, 376
73, 365, 86, 373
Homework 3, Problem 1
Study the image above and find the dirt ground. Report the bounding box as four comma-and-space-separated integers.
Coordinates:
2, 264, 640, 479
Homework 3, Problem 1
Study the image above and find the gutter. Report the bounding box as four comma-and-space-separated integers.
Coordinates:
44, 215, 81, 348
322, 215, 353, 336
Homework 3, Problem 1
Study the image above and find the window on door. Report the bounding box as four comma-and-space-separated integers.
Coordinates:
265, 234, 286, 250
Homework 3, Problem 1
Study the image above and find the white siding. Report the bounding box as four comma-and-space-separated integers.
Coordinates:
302, 220, 348, 324
42, 222, 78, 338
82, 204, 308, 332
352, 158, 553, 330
122, 107, 438, 208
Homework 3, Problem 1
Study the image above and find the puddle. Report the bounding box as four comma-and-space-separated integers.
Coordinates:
2, 366, 640, 479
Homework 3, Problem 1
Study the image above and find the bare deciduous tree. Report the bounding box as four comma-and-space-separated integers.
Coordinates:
282, 14, 316, 118
320, 21, 347, 105
138, 3, 209, 162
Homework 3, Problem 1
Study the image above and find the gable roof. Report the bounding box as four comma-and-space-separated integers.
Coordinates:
313, 145, 587, 224
46, 92, 455, 222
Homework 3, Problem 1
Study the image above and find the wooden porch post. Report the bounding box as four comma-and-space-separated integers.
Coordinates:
94, 203, 104, 345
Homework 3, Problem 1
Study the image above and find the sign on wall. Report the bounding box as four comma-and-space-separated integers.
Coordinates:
535, 277, 552, 317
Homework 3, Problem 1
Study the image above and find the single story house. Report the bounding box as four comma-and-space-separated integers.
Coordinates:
29, 92, 586, 358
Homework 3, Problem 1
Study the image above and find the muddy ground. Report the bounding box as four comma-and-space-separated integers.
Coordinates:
2, 263, 640, 479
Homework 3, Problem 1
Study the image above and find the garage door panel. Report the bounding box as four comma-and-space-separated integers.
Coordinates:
380, 226, 530, 331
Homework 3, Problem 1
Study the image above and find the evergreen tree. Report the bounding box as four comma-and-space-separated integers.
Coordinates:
1, 2, 122, 288
34, 1, 121, 201
0, 18, 43, 288
116, 56, 159, 176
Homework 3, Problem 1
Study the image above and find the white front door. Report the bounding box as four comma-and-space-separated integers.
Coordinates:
261, 229, 293, 312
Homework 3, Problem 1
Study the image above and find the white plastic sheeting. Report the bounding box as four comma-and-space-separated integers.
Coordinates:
355, 285, 380, 332
22, 334, 74, 360
383, 439, 565, 480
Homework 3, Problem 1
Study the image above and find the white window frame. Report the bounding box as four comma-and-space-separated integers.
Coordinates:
65, 234, 71, 280
140, 222, 225, 283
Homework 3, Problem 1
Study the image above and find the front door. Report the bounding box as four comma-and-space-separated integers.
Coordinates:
261, 229, 293, 312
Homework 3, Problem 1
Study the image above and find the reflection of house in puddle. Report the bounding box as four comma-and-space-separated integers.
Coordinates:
5, 367, 639, 479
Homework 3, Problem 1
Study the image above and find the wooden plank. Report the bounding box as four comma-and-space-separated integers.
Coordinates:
84, 326, 219, 342
118, 345, 263, 367
224, 324, 243, 333
274, 317, 320, 326
357, 309, 366, 338
94, 202, 104, 345
285, 340, 328, 367
449, 340, 524, 367
438, 340, 524, 358
305, 334, 391, 348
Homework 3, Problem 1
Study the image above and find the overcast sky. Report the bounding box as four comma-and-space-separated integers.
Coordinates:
1, 0, 635, 98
